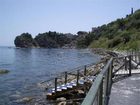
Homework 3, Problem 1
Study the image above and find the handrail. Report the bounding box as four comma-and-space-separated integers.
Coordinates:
40, 61, 102, 84
81, 74, 103, 105
81, 52, 140, 105
82, 58, 113, 105
100, 58, 113, 75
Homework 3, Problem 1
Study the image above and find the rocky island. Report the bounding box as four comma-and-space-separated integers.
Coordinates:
14, 31, 79, 48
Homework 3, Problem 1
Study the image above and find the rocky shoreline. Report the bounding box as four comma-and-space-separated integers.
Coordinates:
11, 49, 121, 105
38, 49, 120, 105
12, 49, 140, 105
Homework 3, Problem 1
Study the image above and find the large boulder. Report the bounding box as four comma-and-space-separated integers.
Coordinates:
0, 69, 9, 74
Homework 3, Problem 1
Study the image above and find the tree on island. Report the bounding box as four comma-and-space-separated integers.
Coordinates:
34, 31, 72, 48
14, 33, 38, 48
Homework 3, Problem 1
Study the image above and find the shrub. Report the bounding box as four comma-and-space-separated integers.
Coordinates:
108, 37, 122, 48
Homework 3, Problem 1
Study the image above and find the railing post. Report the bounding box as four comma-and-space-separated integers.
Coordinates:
84, 65, 87, 76
132, 50, 133, 58
55, 78, 57, 92
125, 57, 127, 70
109, 59, 113, 93
107, 70, 109, 94
135, 51, 137, 62
137, 51, 139, 63
103, 69, 110, 105
77, 70, 79, 86
65, 72, 67, 84
129, 55, 132, 76
107, 69, 110, 105
99, 79, 103, 105
131, 52, 133, 61
81, 58, 113, 105
138, 52, 140, 63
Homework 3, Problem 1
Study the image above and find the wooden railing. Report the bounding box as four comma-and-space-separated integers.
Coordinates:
81, 52, 140, 105
45, 60, 105, 100
44, 50, 140, 103
81, 58, 113, 105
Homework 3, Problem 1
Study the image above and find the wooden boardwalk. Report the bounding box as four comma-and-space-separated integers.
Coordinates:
109, 73, 140, 105
81, 52, 140, 105
41, 51, 140, 104
109, 53, 140, 105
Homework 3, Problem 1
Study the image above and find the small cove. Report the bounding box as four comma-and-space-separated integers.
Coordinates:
0, 47, 100, 105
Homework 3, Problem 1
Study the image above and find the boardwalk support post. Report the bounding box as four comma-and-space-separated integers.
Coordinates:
77, 70, 79, 86
99, 80, 103, 105
138, 52, 140, 63
55, 78, 57, 92
125, 57, 127, 70
65, 72, 67, 84
84, 65, 87, 76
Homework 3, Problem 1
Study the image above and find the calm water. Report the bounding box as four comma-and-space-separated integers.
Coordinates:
0, 47, 100, 105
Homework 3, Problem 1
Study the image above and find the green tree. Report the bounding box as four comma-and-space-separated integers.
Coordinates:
14, 33, 37, 48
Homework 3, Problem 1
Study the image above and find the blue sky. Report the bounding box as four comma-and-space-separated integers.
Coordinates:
0, 0, 140, 46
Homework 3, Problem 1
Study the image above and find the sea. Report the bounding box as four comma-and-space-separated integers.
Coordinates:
0, 47, 100, 105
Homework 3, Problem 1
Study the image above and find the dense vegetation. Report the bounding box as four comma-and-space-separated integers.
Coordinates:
14, 33, 38, 48
77, 9, 140, 50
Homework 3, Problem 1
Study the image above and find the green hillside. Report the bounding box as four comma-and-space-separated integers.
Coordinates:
77, 9, 140, 50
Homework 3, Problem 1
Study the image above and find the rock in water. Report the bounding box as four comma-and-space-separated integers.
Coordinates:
0, 69, 10, 74
15, 97, 33, 103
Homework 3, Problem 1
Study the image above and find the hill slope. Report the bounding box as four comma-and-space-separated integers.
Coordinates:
77, 9, 140, 50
